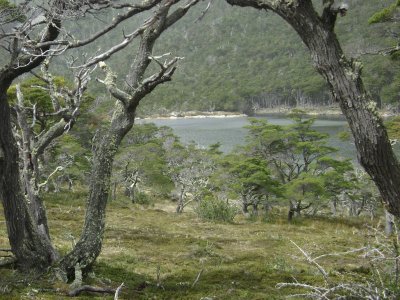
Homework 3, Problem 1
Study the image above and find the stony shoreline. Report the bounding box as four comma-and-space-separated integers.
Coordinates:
139, 110, 246, 120
139, 107, 397, 120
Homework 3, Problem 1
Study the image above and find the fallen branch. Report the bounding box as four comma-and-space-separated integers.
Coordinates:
191, 269, 204, 288
68, 285, 116, 297
114, 282, 124, 300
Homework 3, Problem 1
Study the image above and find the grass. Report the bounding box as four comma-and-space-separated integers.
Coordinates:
0, 189, 378, 299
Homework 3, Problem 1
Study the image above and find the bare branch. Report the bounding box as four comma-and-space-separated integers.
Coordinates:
38, 166, 64, 190
113, 282, 124, 300
191, 269, 204, 288
290, 240, 329, 284
34, 0, 163, 50
196, 0, 213, 22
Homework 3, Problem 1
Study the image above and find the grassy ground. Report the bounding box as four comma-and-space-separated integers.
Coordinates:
0, 190, 378, 299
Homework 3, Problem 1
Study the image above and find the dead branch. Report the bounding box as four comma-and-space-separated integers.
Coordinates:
290, 240, 329, 284
114, 282, 124, 300
191, 269, 204, 288
196, 0, 213, 22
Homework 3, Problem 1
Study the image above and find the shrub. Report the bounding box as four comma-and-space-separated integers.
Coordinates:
134, 191, 152, 205
195, 197, 238, 223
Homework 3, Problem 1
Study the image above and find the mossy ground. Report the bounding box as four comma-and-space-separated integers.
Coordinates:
0, 190, 377, 299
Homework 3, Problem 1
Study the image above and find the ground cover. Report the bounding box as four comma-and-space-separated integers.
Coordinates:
0, 190, 377, 299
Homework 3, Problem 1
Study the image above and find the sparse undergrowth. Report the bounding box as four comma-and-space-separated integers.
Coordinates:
0, 189, 379, 299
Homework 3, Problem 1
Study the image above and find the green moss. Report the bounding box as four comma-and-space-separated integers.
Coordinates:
368, 0, 400, 24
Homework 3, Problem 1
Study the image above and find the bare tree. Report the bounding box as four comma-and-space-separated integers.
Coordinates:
225, 0, 400, 218
164, 141, 215, 213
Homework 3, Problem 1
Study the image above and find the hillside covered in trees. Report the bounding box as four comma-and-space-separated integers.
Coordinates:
55, 0, 399, 114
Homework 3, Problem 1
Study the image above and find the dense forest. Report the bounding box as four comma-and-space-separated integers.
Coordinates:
1, 0, 400, 299
52, 0, 399, 114
2, 1, 398, 114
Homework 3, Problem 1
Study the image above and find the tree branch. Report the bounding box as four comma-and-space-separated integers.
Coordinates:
34, 0, 163, 50
97, 62, 131, 105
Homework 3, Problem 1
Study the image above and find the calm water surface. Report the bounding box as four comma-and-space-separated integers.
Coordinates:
140, 115, 357, 161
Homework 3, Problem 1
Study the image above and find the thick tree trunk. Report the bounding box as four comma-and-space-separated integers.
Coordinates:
0, 88, 57, 270
59, 102, 134, 279
226, 0, 400, 217
0, 14, 61, 270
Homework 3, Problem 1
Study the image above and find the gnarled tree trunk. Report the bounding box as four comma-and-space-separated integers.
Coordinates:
59, 103, 134, 278
0, 86, 58, 270
226, 0, 400, 217
59, 0, 199, 279
0, 16, 61, 270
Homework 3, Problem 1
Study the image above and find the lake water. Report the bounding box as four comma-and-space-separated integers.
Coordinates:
139, 114, 357, 161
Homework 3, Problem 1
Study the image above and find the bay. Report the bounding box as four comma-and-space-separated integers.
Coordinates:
139, 114, 357, 161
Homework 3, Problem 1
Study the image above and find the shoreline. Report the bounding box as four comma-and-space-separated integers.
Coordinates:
138, 107, 398, 120
139, 110, 246, 120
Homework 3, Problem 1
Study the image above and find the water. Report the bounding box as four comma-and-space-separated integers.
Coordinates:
139, 114, 357, 161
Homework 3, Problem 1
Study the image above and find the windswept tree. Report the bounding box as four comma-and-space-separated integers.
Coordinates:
0, 0, 199, 275
243, 111, 360, 220
5, 65, 92, 266
216, 154, 282, 215
225, 0, 400, 218
59, 0, 201, 280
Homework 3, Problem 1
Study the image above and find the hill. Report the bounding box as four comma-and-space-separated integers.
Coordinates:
2, 0, 398, 114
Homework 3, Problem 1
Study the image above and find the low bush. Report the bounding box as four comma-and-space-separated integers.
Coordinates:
195, 197, 238, 223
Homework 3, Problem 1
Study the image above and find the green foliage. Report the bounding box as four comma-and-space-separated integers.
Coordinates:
237, 111, 363, 217
0, 0, 25, 22
337, 130, 351, 141
385, 116, 400, 139
114, 123, 174, 199
368, 0, 400, 24
195, 196, 238, 222
6, 76, 85, 132
217, 153, 282, 200
285, 174, 325, 202
134, 191, 151, 205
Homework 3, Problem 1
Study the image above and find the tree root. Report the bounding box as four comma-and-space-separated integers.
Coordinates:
0, 257, 17, 268
67, 285, 116, 297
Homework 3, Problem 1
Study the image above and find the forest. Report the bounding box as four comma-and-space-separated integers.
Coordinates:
0, 0, 400, 299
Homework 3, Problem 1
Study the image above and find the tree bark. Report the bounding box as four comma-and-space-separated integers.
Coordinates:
226, 0, 400, 217
59, 0, 199, 279
0, 17, 61, 270
59, 102, 134, 279
0, 87, 58, 270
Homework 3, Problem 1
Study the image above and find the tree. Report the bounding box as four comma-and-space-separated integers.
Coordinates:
58, 0, 201, 280
5, 66, 92, 268
112, 123, 172, 202
164, 140, 216, 213
217, 154, 281, 215
243, 111, 361, 220
225, 0, 400, 218
0, 0, 193, 273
